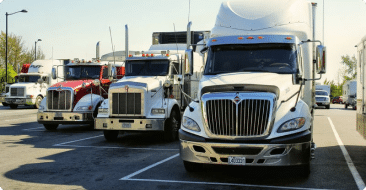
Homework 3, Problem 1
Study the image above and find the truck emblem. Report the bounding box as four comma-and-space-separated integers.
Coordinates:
125, 85, 129, 93
233, 93, 241, 104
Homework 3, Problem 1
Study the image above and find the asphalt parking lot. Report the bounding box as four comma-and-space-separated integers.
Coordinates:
1, 103, 366, 190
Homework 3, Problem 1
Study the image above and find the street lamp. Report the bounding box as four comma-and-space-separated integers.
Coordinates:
5, 9, 27, 84
35, 39, 42, 60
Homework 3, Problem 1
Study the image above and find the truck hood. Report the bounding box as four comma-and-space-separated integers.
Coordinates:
111, 76, 168, 91
51, 80, 94, 91
200, 72, 298, 102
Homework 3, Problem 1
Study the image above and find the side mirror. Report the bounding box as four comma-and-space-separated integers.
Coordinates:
52, 68, 57, 79
184, 49, 193, 76
108, 63, 117, 80
316, 45, 326, 74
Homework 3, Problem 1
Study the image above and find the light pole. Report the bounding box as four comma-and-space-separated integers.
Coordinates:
5, 9, 27, 84
35, 39, 41, 60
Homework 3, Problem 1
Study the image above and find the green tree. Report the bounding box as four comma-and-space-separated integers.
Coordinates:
323, 79, 343, 97
340, 55, 357, 81
0, 31, 45, 91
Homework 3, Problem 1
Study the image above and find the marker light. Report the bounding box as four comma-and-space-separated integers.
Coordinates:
238, 37, 243, 40
142, 54, 146, 57
166, 54, 169, 57
129, 54, 133, 57
212, 39, 217, 42
258, 36, 264, 39
247, 37, 254, 40
285, 37, 292, 40
150, 54, 154, 57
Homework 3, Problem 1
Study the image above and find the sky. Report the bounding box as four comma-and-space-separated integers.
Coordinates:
0, 0, 365, 83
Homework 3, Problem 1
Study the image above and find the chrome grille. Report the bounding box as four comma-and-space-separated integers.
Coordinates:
112, 93, 141, 115
205, 96, 272, 137
10, 88, 25, 96
47, 89, 72, 110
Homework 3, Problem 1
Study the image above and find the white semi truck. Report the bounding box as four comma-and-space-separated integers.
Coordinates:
357, 36, 366, 138
4, 60, 67, 109
94, 26, 210, 141
179, 0, 326, 177
343, 80, 357, 110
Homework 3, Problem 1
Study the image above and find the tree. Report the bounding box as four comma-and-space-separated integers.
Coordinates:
340, 55, 357, 81
0, 31, 45, 91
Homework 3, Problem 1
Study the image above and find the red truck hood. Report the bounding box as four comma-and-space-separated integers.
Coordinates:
51, 80, 94, 91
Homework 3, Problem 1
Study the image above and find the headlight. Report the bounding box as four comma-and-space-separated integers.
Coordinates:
182, 116, 201, 132
98, 108, 108, 114
277, 117, 306, 133
76, 106, 93, 111
151, 108, 165, 114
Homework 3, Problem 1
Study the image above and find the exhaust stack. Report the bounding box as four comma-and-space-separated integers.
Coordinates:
125, 25, 129, 59
96, 41, 100, 60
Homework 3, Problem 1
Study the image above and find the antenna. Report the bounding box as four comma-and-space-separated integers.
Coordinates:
323, 0, 325, 45
109, 27, 116, 65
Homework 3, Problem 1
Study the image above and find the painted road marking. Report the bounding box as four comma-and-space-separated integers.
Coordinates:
53, 135, 104, 146
327, 117, 366, 190
120, 154, 329, 190
23, 127, 45, 131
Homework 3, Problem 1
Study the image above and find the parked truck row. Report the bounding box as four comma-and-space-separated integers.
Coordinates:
1, 0, 327, 177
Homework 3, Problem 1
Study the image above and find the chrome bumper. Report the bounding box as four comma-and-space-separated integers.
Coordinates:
180, 140, 311, 166
37, 112, 93, 124
95, 117, 165, 131
5, 98, 34, 105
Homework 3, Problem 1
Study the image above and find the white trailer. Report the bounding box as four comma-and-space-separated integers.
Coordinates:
94, 26, 210, 142
179, 0, 326, 177
315, 85, 330, 95
343, 80, 357, 109
5, 60, 67, 109
356, 35, 366, 138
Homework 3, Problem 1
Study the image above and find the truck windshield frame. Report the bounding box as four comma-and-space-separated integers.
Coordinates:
65, 66, 101, 80
204, 43, 298, 75
315, 91, 328, 96
125, 60, 170, 76
18, 75, 42, 82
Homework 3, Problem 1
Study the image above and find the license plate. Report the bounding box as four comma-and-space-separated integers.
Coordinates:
228, 156, 246, 165
122, 123, 131, 128
55, 112, 62, 117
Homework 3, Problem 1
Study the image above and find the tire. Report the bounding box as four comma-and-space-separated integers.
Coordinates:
9, 104, 18, 109
345, 104, 348, 109
326, 105, 330, 109
104, 130, 119, 141
44, 124, 59, 130
299, 163, 310, 177
353, 106, 357, 110
183, 161, 203, 172
2, 102, 9, 106
163, 109, 180, 142
34, 95, 43, 109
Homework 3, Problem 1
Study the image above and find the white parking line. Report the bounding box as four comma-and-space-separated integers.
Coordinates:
327, 117, 366, 190
53, 135, 104, 146
120, 153, 179, 180
122, 178, 330, 190
23, 127, 44, 131
57, 144, 179, 151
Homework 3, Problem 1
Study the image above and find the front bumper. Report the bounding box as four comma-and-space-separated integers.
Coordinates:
179, 130, 311, 166
5, 98, 34, 105
316, 101, 330, 106
95, 117, 165, 131
37, 112, 93, 124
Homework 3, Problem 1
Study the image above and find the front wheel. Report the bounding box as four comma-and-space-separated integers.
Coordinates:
104, 130, 119, 141
183, 161, 203, 172
326, 105, 330, 109
2, 102, 9, 106
34, 95, 43, 109
163, 109, 180, 142
9, 104, 18, 109
345, 104, 348, 109
44, 124, 59, 130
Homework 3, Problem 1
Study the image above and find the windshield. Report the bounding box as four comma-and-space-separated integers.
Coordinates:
65, 66, 101, 80
125, 60, 169, 76
316, 91, 328, 96
204, 43, 297, 75
18, 75, 41, 82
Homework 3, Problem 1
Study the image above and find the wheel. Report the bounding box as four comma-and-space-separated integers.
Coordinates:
44, 124, 59, 130
353, 105, 357, 110
104, 130, 119, 141
2, 102, 8, 106
34, 95, 43, 109
183, 161, 203, 172
345, 104, 348, 109
298, 163, 310, 177
163, 109, 180, 142
9, 104, 18, 109
326, 105, 330, 109
89, 105, 100, 129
